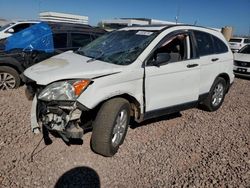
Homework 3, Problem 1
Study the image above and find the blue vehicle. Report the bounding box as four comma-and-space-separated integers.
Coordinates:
0, 22, 106, 90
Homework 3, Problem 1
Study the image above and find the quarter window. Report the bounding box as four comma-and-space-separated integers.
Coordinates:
194, 31, 214, 56
212, 36, 228, 54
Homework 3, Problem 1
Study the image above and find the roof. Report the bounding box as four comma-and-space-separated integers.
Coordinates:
46, 22, 106, 34
119, 24, 221, 33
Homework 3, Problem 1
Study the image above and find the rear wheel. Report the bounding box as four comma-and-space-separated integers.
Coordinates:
91, 98, 130, 157
0, 66, 20, 90
201, 77, 226, 112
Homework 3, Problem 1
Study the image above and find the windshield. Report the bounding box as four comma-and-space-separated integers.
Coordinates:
238, 45, 250, 54
0, 23, 14, 32
77, 30, 158, 65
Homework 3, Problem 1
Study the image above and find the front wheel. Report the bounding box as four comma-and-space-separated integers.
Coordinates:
0, 66, 20, 90
201, 77, 226, 112
91, 98, 130, 157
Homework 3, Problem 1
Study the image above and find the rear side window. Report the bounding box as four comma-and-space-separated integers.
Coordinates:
71, 33, 92, 47
193, 31, 214, 56
212, 36, 228, 54
53, 33, 67, 49
244, 39, 250, 43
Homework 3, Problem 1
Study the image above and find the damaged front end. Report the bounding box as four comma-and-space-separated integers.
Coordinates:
26, 79, 91, 142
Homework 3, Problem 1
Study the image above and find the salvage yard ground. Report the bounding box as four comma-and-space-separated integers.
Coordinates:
0, 78, 249, 187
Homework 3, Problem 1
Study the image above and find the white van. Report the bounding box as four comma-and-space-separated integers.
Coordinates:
24, 25, 234, 157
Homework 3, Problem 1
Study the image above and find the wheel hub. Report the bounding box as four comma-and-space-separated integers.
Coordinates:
212, 83, 224, 107
0, 72, 16, 90
112, 109, 128, 147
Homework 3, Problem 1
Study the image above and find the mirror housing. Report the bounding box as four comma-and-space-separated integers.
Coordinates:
7, 28, 14, 33
152, 53, 170, 66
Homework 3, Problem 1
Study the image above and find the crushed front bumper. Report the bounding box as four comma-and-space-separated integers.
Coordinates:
30, 95, 84, 142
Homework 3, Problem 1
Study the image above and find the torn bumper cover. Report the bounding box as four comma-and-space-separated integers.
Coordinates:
30, 95, 84, 141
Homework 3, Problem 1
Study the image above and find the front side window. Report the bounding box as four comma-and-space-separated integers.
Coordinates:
77, 30, 158, 65
193, 31, 214, 56
148, 33, 189, 65
12, 23, 31, 33
238, 45, 250, 54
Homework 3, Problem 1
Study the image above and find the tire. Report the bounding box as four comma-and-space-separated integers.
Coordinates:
201, 77, 226, 112
0, 66, 20, 90
91, 98, 130, 157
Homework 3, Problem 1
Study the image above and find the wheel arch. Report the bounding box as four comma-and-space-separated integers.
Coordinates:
93, 93, 142, 121
215, 73, 230, 93
0, 57, 24, 74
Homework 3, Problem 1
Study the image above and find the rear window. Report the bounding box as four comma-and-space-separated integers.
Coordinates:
229, 38, 242, 43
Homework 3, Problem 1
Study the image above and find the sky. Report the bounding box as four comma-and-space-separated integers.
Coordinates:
0, 0, 250, 36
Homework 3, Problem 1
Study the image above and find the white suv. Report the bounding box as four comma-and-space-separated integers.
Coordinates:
24, 25, 234, 157
229, 37, 250, 52
0, 21, 39, 40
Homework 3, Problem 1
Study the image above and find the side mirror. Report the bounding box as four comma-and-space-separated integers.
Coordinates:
7, 28, 14, 33
153, 53, 170, 66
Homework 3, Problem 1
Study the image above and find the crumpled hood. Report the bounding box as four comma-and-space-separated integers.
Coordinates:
234, 53, 250, 62
24, 51, 123, 85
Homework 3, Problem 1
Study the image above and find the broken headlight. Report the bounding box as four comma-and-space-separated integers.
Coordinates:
38, 80, 91, 101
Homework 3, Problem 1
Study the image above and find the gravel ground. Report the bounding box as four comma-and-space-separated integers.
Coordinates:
0, 78, 249, 188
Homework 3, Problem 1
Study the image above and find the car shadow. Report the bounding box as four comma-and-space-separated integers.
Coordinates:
54, 166, 100, 188
130, 112, 182, 129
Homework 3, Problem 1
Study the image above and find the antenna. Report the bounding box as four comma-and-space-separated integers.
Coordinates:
175, 4, 181, 24
194, 20, 198, 26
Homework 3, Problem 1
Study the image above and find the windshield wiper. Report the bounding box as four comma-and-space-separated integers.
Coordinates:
87, 51, 104, 63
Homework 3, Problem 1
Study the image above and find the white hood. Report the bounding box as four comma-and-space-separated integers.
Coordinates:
24, 51, 123, 85
234, 53, 250, 62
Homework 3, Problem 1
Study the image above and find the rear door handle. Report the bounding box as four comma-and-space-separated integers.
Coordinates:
212, 58, 219, 62
187, 64, 198, 68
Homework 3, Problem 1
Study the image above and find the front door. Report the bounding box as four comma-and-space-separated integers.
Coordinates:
145, 31, 200, 112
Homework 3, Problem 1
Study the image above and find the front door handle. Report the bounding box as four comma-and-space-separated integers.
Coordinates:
187, 64, 198, 68
212, 58, 219, 62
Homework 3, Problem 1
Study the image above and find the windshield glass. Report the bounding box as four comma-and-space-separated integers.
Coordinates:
77, 30, 158, 65
238, 45, 250, 54
0, 23, 14, 32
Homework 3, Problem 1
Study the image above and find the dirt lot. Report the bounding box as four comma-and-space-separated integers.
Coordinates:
0, 78, 249, 188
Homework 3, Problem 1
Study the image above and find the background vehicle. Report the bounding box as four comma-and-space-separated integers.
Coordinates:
24, 25, 234, 157
229, 37, 250, 52
0, 22, 106, 90
0, 21, 39, 40
233, 44, 250, 77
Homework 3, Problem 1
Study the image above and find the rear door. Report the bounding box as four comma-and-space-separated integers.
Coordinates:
145, 31, 200, 112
